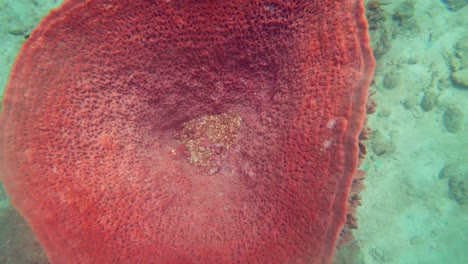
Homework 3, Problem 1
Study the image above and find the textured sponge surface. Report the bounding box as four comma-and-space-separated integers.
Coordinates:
0, 0, 374, 263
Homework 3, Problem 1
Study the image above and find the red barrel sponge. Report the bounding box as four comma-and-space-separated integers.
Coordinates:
0, 0, 375, 263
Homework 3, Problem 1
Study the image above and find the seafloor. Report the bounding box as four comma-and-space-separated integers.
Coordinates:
0, 0, 466, 263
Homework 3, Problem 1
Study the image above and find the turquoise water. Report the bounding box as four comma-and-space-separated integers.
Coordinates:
0, 1, 466, 263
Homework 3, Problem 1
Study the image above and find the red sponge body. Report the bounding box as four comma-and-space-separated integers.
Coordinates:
0, 0, 374, 263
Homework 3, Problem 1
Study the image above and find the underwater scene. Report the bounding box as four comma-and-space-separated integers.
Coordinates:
0, 0, 466, 263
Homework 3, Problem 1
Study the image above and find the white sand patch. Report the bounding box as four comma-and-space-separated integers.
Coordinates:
355, 1, 467, 263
